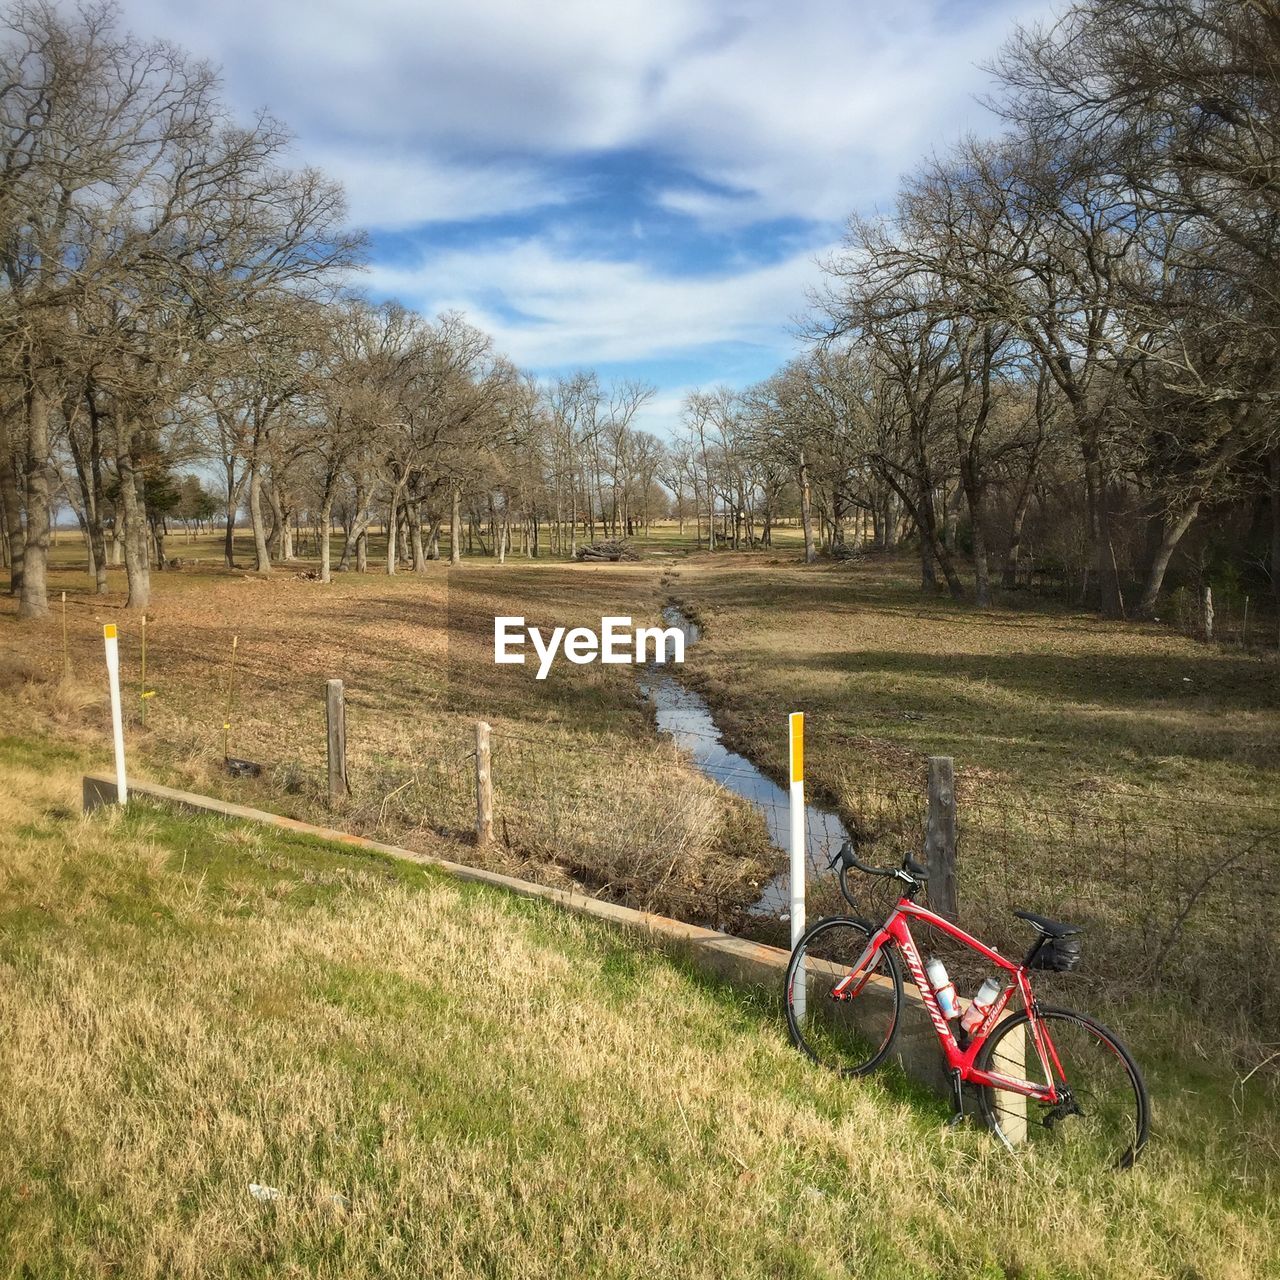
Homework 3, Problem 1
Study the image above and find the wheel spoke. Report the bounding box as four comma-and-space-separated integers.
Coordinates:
979, 1009, 1148, 1169
786, 919, 902, 1076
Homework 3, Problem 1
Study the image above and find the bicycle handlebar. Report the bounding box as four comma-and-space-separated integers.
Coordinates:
828, 841, 928, 910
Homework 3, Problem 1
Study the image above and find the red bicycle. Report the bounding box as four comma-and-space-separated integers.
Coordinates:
784, 842, 1149, 1168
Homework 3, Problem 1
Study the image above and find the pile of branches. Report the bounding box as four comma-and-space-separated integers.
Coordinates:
574, 539, 641, 562
829, 542, 864, 562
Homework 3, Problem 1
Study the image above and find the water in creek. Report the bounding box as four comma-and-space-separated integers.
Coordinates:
639, 605, 851, 917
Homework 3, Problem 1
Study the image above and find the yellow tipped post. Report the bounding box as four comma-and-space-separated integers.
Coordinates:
102, 624, 127, 803
222, 635, 239, 759
789, 711, 806, 1018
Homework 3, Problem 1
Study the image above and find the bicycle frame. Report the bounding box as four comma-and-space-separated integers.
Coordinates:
835, 897, 1064, 1102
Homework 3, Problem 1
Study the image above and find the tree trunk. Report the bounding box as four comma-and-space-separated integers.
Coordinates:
266, 479, 285, 560
941, 482, 957, 554
248, 462, 271, 574
0, 414, 25, 597
319, 497, 335, 583
385, 478, 408, 575
1270, 450, 1280, 635
1082, 444, 1124, 618
1002, 472, 1037, 589
798, 453, 816, 564
882, 467, 964, 599
116, 424, 151, 611
0, 488, 10, 569
223, 459, 240, 568
450, 486, 462, 565
961, 470, 992, 608
921, 537, 938, 592
18, 369, 54, 619
881, 495, 898, 550
1136, 502, 1200, 619
409, 499, 427, 572
68, 392, 109, 594
339, 486, 371, 571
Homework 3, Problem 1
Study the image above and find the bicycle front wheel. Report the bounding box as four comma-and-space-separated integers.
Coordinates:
976, 1005, 1149, 1168
784, 916, 902, 1076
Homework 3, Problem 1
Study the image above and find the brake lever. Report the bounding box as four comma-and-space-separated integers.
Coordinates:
829, 840, 857, 872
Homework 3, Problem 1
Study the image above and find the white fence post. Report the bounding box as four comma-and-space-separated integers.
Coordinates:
789, 710, 805, 1018
103, 624, 127, 804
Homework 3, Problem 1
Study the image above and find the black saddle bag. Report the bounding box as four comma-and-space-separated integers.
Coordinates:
1029, 934, 1083, 972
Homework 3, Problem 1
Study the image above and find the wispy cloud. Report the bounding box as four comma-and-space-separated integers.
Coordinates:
306, 147, 577, 230
117, 0, 1052, 431
367, 237, 834, 367
125, 0, 1048, 229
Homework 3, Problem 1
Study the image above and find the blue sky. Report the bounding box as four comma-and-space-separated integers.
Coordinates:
118, 0, 1051, 437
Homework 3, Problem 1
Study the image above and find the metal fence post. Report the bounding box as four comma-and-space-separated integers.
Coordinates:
926, 755, 958, 921
326, 679, 348, 800
475, 721, 494, 845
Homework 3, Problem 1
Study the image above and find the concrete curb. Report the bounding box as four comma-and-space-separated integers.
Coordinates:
82, 773, 946, 1093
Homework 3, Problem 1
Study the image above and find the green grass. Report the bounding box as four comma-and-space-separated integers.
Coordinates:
1, 736, 1278, 1278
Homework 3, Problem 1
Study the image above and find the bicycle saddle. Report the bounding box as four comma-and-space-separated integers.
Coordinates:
1013, 909, 1081, 938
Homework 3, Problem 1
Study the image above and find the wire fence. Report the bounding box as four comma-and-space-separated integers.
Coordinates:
322, 703, 1280, 1041
88, 617, 1278, 1040
486, 729, 776, 925
824, 781, 1280, 1037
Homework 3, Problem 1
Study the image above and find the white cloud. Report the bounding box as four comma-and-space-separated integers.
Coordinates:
307, 147, 574, 229
107, 0, 1056, 420
121, 0, 1054, 230
366, 237, 833, 367
631, 389, 702, 440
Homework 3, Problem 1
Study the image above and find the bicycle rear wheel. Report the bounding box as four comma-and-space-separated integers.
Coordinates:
784, 917, 902, 1076
976, 1005, 1149, 1168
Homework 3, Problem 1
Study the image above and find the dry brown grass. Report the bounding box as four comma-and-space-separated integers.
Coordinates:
668, 552, 1280, 810
0, 547, 775, 926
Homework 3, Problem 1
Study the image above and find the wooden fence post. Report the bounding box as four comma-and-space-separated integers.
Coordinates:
1202, 584, 1214, 642
326, 679, 348, 800
991, 1022, 1027, 1145
475, 721, 493, 845
926, 755, 958, 921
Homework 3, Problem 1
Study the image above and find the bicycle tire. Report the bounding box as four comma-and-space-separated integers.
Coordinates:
784, 916, 903, 1076
976, 1004, 1150, 1168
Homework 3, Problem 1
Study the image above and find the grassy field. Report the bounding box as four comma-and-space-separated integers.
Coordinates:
667, 546, 1279, 808
663, 549, 1280, 1031
5, 531, 1275, 1009
1, 533, 779, 926
3, 533, 1279, 1159
1, 733, 1278, 1279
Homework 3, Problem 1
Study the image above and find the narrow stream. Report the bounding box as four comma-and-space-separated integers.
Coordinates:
639, 605, 851, 917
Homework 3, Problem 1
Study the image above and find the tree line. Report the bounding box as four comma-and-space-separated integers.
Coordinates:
702, 0, 1279, 620
3, 0, 1278, 630
0, 4, 685, 613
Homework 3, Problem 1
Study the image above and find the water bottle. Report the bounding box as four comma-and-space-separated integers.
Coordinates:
925, 958, 959, 1020
960, 977, 1003, 1034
